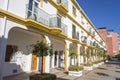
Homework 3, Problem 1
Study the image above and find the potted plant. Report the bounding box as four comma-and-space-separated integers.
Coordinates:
93, 61, 99, 67
84, 63, 93, 70
30, 40, 56, 80
68, 65, 83, 77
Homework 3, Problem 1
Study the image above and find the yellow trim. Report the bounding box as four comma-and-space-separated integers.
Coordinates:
64, 41, 67, 71
42, 35, 46, 73
48, 0, 68, 15
43, 56, 46, 73
80, 42, 87, 46
71, 0, 105, 45
40, 0, 43, 8
0, 8, 106, 49
58, 4, 68, 14
0, 9, 67, 39
81, 21, 84, 25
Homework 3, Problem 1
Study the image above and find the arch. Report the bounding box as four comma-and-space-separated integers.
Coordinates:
4, 26, 44, 77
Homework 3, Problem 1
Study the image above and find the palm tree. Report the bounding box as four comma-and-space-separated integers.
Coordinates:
32, 40, 53, 74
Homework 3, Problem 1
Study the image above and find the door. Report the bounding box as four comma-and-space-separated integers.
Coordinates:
54, 51, 58, 66
31, 54, 37, 70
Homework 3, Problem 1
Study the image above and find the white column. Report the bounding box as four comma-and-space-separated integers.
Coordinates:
44, 35, 51, 73
64, 40, 71, 71
52, 53, 55, 68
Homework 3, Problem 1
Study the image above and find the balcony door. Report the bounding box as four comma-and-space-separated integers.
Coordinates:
57, 15, 61, 28
72, 25, 76, 38
28, 0, 39, 19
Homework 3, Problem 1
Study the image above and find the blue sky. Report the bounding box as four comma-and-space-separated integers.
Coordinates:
76, 0, 120, 35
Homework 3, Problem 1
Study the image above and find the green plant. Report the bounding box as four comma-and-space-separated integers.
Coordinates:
30, 73, 56, 80
94, 61, 99, 64
32, 40, 52, 74
84, 63, 93, 66
68, 66, 83, 71
69, 43, 77, 66
69, 44, 76, 57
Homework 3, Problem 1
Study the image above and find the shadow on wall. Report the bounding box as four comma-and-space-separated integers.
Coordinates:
2, 62, 23, 77
0, 36, 23, 77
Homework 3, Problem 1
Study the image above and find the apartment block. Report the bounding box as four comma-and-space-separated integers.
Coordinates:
98, 28, 119, 55
0, 0, 106, 79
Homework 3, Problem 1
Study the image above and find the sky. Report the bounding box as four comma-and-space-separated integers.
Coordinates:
76, 0, 120, 36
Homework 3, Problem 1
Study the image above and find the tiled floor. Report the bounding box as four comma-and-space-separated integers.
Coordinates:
3, 61, 120, 80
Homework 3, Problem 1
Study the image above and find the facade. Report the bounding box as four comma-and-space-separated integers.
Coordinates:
98, 28, 119, 55
0, 0, 106, 79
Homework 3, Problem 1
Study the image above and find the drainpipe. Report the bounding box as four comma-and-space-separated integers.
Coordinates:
0, 0, 9, 80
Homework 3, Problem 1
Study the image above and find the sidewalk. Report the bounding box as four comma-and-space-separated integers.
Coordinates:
50, 61, 120, 80
4, 61, 120, 80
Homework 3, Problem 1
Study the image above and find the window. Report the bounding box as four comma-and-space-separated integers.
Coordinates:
5, 45, 18, 62
72, 6, 76, 16
89, 28, 92, 32
57, 0, 61, 3
93, 31, 95, 35
72, 24, 76, 38
57, 15, 62, 28
28, 0, 39, 19
76, 31, 79, 40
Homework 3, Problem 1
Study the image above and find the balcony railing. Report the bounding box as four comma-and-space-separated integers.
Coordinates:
72, 32, 79, 40
81, 36, 87, 43
57, 0, 68, 9
26, 4, 68, 35
26, 4, 50, 26
61, 23, 68, 35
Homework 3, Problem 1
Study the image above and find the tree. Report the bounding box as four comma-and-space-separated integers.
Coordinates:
32, 40, 53, 74
69, 43, 77, 66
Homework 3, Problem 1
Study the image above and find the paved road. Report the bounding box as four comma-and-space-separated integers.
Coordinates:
4, 61, 120, 80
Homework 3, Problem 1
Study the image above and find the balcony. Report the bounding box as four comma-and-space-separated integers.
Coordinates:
56, 0, 68, 14
26, 4, 50, 26
100, 41, 103, 45
90, 41, 93, 46
26, 5, 67, 35
72, 32, 79, 40
93, 42, 97, 46
81, 36, 87, 43
87, 28, 92, 35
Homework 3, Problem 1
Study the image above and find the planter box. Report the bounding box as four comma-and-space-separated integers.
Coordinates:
106, 60, 108, 62
68, 71, 82, 77
93, 64, 99, 67
98, 62, 104, 66
101, 62, 104, 65
84, 66, 93, 70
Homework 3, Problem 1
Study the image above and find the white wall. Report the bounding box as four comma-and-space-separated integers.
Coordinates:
8, 0, 28, 18
42, 1, 57, 15
3, 28, 42, 77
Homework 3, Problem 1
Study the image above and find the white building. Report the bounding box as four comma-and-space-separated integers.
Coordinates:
0, 0, 106, 79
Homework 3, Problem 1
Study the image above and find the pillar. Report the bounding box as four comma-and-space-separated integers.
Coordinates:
76, 44, 80, 66
42, 35, 51, 73
64, 40, 70, 71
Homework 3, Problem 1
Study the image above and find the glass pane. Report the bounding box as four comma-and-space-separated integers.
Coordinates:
57, 16, 61, 28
